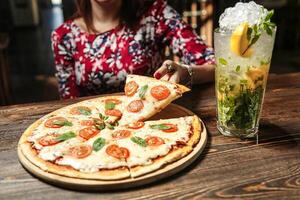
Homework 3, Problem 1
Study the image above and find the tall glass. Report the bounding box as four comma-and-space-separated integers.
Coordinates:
214, 28, 276, 138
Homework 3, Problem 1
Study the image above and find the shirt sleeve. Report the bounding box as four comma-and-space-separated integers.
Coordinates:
153, 0, 215, 65
51, 29, 79, 99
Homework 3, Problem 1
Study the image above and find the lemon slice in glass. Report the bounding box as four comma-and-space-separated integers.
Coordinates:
230, 22, 253, 57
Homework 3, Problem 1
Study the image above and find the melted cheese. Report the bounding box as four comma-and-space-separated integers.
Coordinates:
116, 139, 172, 167
118, 75, 180, 125
38, 138, 83, 161
56, 144, 127, 172
26, 80, 193, 173
116, 116, 193, 167
28, 117, 83, 150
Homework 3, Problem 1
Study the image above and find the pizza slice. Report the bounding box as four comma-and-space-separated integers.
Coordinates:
118, 75, 190, 125
115, 115, 201, 177
20, 113, 131, 180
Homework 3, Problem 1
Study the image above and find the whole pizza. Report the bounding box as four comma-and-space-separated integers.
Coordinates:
18, 75, 203, 180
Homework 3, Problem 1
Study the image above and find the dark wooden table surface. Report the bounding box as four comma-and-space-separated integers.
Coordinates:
1, 72, 300, 199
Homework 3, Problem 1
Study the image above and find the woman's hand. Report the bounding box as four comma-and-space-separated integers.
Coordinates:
153, 60, 189, 84
154, 60, 216, 85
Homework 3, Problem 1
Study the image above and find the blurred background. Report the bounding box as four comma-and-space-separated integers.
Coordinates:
0, 0, 299, 106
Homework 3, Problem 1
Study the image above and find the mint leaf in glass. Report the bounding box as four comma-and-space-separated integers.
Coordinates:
218, 58, 228, 65
235, 65, 241, 72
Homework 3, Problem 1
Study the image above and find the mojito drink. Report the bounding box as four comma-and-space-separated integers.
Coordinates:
214, 2, 276, 138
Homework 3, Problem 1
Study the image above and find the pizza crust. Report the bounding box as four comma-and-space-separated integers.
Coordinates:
129, 145, 193, 178
187, 115, 202, 147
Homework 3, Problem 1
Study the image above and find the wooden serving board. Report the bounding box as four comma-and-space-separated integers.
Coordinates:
18, 103, 207, 191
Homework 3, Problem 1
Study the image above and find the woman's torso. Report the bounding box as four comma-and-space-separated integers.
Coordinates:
53, 18, 165, 96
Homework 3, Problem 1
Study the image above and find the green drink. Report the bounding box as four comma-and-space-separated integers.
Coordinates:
214, 2, 276, 138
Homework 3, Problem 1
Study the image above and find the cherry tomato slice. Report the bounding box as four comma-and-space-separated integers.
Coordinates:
112, 130, 131, 139
104, 98, 122, 105
106, 144, 130, 159
127, 100, 144, 113
125, 81, 138, 96
79, 127, 100, 140
105, 109, 122, 117
80, 120, 95, 126
162, 123, 178, 133
150, 85, 170, 100
38, 134, 60, 146
146, 136, 165, 146
70, 106, 91, 115
69, 145, 92, 159
44, 117, 68, 128
125, 121, 145, 129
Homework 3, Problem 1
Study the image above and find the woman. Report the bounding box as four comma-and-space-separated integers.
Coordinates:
51, 0, 215, 99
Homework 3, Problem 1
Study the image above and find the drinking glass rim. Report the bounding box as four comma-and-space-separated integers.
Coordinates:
214, 26, 277, 35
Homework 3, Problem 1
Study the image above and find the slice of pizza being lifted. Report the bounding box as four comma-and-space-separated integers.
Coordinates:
118, 75, 190, 125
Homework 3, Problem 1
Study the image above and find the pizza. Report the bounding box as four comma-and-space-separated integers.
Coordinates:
18, 75, 203, 180
119, 75, 190, 125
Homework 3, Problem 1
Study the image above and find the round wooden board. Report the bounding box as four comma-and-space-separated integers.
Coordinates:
18, 103, 207, 191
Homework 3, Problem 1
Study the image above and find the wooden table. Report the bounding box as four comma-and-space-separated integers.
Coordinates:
1, 73, 300, 199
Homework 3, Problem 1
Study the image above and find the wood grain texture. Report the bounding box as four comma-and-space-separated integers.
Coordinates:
1, 73, 300, 199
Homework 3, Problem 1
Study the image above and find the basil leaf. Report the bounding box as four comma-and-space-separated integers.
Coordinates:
53, 120, 73, 127
78, 108, 91, 116
105, 102, 115, 110
218, 58, 227, 65
105, 123, 115, 130
99, 113, 104, 119
139, 85, 148, 99
93, 138, 106, 152
95, 123, 105, 130
150, 124, 171, 130
56, 131, 76, 141
99, 113, 109, 121
131, 136, 147, 147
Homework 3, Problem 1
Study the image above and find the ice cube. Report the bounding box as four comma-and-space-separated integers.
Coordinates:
219, 1, 269, 32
